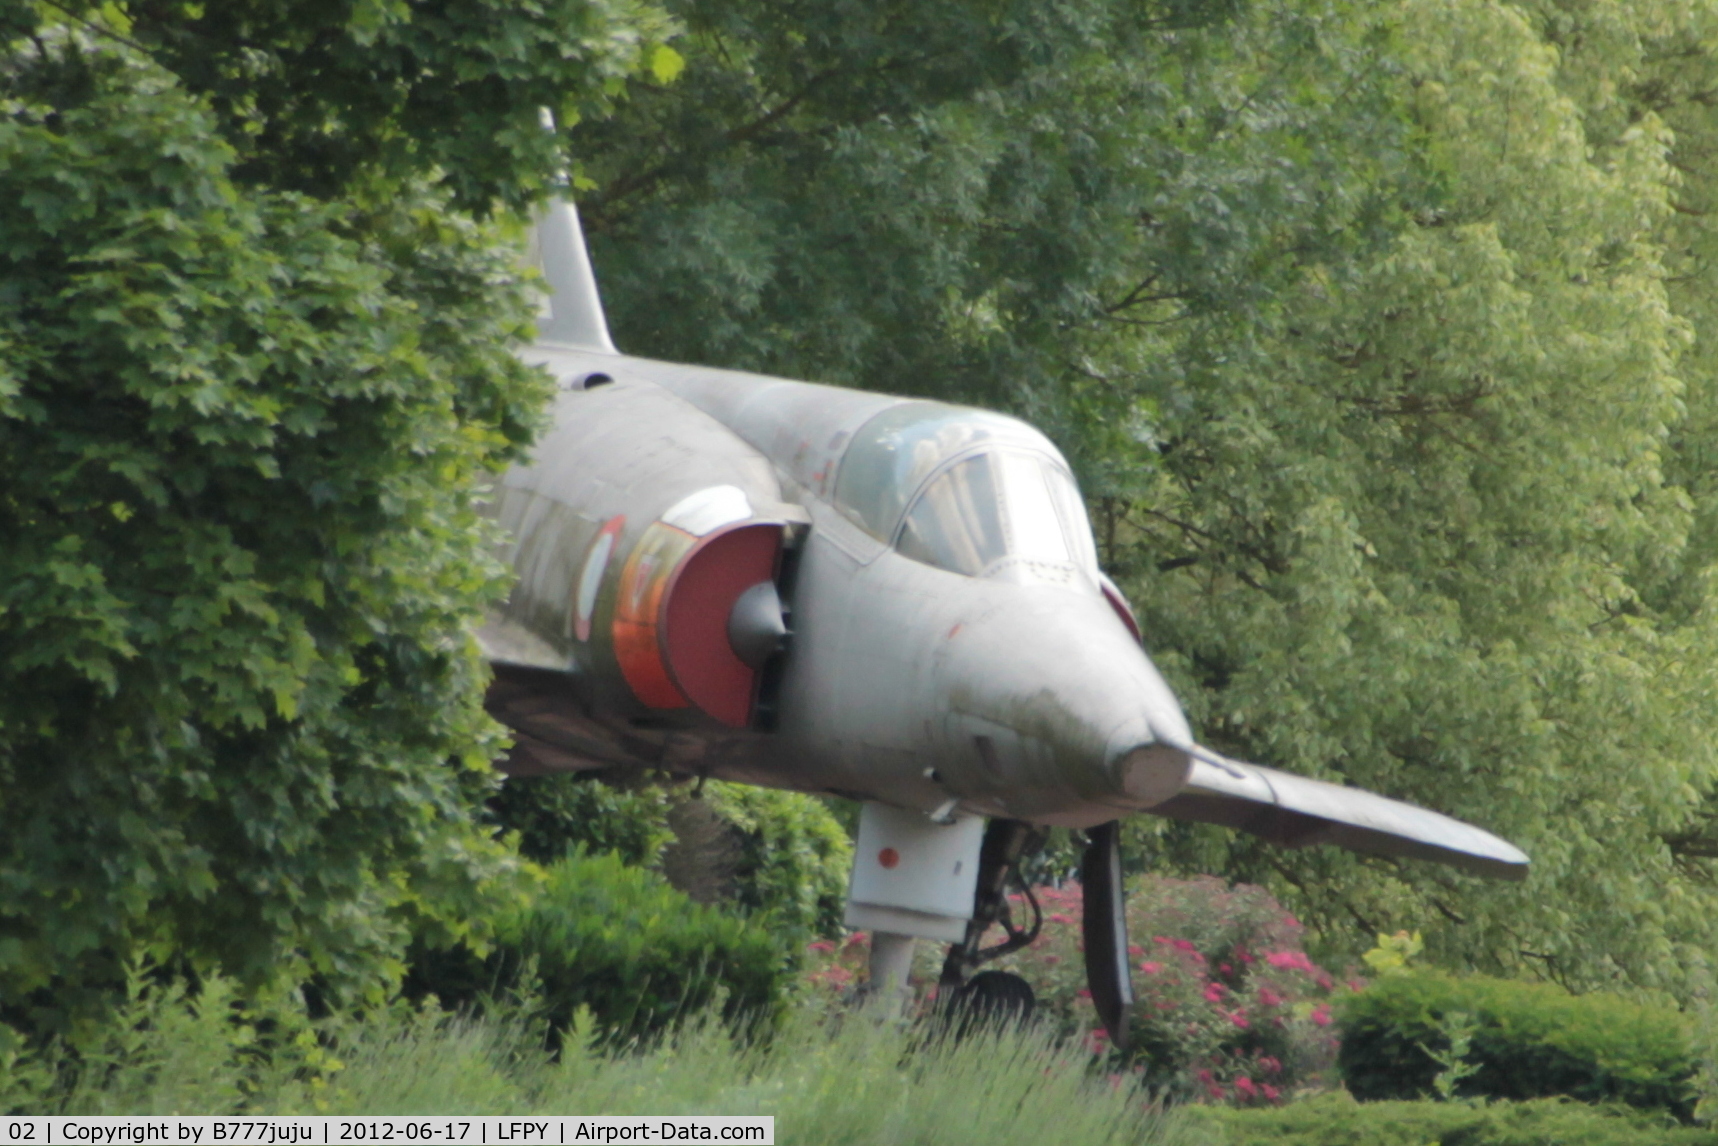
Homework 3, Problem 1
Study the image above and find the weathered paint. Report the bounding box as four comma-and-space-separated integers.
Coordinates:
612, 519, 697, 709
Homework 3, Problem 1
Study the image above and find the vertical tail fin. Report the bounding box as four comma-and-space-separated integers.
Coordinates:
530, 198, 617, 354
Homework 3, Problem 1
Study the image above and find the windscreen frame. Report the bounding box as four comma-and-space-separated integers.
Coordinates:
890, 445, 1100, 580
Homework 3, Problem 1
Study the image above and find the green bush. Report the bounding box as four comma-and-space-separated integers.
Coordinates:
1184, 1093, 1718, 1146
490, 774, 852, 939
701, 782, 852, 939
487, 773, 676, 867
1338, 972, 1696, 1118
406, 851, 791, 1045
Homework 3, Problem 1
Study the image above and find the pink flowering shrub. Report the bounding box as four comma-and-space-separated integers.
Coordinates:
796, 874, 1347, 1104
987, 875, 1347, 1102
801, 930, 872, 996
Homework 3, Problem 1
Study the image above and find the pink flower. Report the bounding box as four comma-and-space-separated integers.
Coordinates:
1049, 913, 1074, 924
1348, 978, 1367, 992
1196, 1069, 1215, 1085
1311, 1003, 1332, 1027
1127, 945, 1144, 956
1219, 963, 1233, 975
1239, 950, 1256, 965
844, 932, 868, 949
1257, 987, 1284, 1007
1043, 954, 1061, 965
1316, 974, 1333, 990
1228, 1010, 1250, 1029
1262, 1084, 1280, 1102
1153, 936, 1171, 946
1265, 951, 1315, 973
1139, 961, 1163, 974
1234, 1076, 1258, 1099
808, 940, 835, 953
1258, 1056, 1282, 1075
1077, 988, 1092, 999
1203, 982, 1224, 1003
1172, 938, 1198, 953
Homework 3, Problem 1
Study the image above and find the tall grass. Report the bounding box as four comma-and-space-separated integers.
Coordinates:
1, 980, 1192, 1146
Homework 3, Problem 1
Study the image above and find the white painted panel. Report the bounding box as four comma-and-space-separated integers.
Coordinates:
845, 802, 983, 925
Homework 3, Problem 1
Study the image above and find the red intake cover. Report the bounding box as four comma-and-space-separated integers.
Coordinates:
661, 524, 783, 727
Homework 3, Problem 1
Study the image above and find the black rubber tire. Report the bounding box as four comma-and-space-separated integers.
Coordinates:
946, 970, 1037, 1033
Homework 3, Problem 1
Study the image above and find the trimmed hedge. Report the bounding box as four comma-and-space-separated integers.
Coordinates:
1338, 972, 1695, 1118
487, 775, 851, 939
1184, 1093, 1718, 1146
407, 851, 791, 1044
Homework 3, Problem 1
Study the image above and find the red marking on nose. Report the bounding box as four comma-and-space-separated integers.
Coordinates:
878, 848, 900, 870
947, 622, 963, 639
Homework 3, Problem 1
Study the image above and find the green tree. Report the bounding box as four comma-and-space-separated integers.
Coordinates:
1110, 0, 1717, 993
1525, 0, 1718, 881
0, 0, 673, 1030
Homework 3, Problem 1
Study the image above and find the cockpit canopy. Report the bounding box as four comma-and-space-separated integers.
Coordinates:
832, 401, 1098, 580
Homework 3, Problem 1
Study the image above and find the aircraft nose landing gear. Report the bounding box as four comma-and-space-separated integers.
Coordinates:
937, 819, 1048, 1031
944, 968, 1036, 1033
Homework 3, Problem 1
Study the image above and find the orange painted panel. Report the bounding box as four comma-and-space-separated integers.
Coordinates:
612, 523, 696, 709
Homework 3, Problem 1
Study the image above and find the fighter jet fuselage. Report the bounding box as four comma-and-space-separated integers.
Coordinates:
483, 343, 1192, 831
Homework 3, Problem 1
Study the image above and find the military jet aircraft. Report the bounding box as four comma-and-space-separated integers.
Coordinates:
477, 197, 1528, 1042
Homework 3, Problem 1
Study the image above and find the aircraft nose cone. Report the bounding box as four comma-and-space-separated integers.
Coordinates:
935, 586, 1193, 819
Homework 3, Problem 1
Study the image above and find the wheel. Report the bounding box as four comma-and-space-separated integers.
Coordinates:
946, 969, 1037, 1033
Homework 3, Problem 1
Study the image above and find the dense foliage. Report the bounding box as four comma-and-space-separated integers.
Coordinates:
571, 0, 1718, 993
1, 984, 1184, 1146
6, 975, 1711, 1142
803, 875, 1345, 1102
1338, 971, 1697, 1118
699, 781, 851, 938
0, 0, 672, 1026
406, 851, 790, 1045
488, 774, 851, 937
34, 0, 680, 213
488, 772, 679, 868
999, 876, 1344, 1100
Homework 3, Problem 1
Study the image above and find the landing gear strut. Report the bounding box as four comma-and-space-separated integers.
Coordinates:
938, 819, 1048, 1027
863, 930, 918, 1011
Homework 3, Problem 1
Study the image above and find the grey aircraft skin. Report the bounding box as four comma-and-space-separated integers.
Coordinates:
478, 199, 1527, 1034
